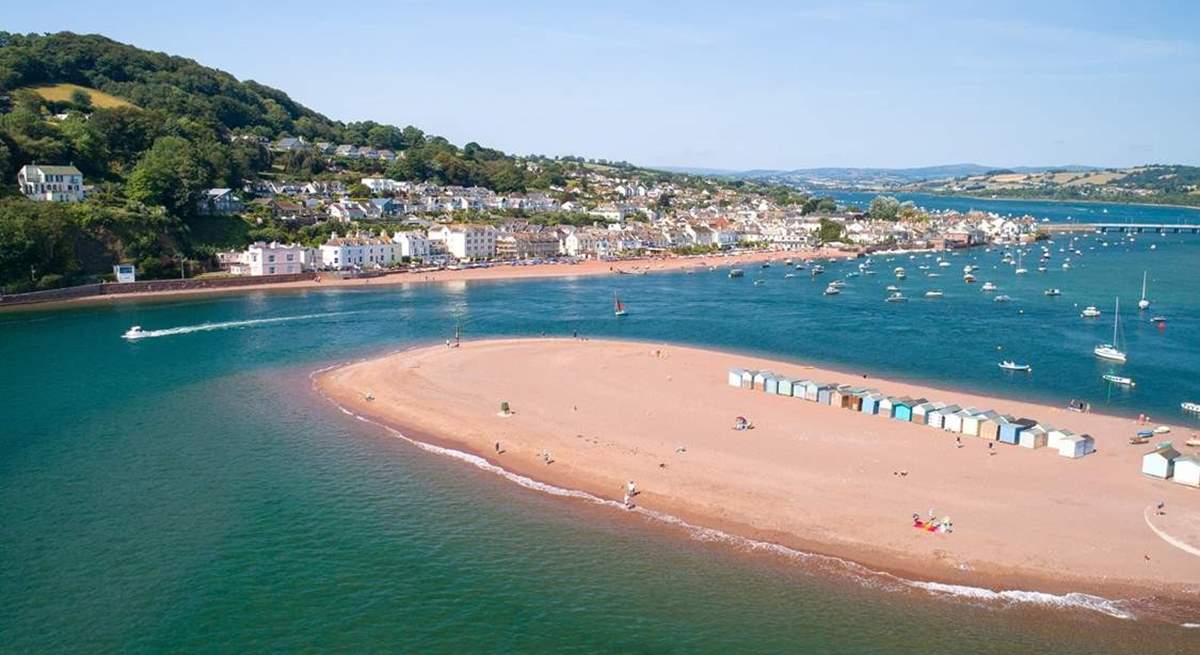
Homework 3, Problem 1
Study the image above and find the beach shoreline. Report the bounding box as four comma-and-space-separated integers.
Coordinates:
2, 248, 841, 313
313, 338, 1200, 616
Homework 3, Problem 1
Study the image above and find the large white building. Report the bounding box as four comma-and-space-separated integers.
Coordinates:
320, 232, 401, 270
428, 224, 496, 260
18, 164, 85, 202
245, 242, 309, 276
392, 231, 431, 259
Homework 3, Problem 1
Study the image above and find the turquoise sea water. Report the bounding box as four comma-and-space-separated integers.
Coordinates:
829, 190, 1200, 225
3, 202, 1200, 652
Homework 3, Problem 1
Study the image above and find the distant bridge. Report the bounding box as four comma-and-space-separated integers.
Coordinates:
1043, 222, 1200, 234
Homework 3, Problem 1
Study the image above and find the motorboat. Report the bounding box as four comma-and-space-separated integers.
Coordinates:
894, 267, 907, 279
1182, 402, 1200, 413
1102, 373, 1135, 387
1044, 288, 1061, 296
981, 281, 998, 292
963, 273, 976, 283
122, 325, 146, 340
885, 291, 908, 303
993, 294, 1012, 303
823, 284, 841, 296
729, 269, 744, 278
784, 273, 796, 279
1080, 306, 1100, 318
753, 279, 765, 286
924, 290, 944, 298
998, 361, 1031, 372
811, 265, 825, 275
1151, 316, 1167, 324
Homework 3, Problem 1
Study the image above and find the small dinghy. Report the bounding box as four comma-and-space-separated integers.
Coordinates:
998, 360, 1031, 372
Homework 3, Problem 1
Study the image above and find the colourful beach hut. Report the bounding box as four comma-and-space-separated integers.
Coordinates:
891, 397, 917, 422
740, 369, 757, 390
1142, 444, 1180, 479
978, 414, 1006, 441
843, 388, 866, 411
1057, 434, 1094, 459
860, 393, 884, 415
998, 417, 1034, 445
830, 386, 849, 408
1172, 456, 1200, 488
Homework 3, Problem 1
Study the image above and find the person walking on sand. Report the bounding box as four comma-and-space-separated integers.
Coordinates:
1156, 501, 1166, 515
627, 480, 638, 497
495, 441, 501, 454
955, 436, 963, 448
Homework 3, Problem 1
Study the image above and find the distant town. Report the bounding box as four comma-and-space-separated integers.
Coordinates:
18, 142, 1043, 280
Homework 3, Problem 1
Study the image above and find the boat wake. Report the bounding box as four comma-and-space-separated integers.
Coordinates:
124, 312, 353, 340
311, 362, 1138, 622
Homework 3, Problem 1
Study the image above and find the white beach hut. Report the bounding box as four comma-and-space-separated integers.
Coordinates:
792, 379, 812, 399
1172, 456, 1200, 488
802, 381, 821, 402
928, 404, 960, 430
1019, 424, 1049, 449
1046, 428, 1073, 451
763, 374, 781, 395
740, 369, 757, 390
960, 409, 990, 437
912, 402, 938, 424
877, 396, 895, 417
752, 371, 771, 391
943, 407, 971, 433
728, 368, 746, 388
1057, 434, 1094, 458
777, 378, 795, 397
1142, 445, 1180, 479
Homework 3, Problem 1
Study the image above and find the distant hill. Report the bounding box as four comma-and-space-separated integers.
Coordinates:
725, 164, 1102, 186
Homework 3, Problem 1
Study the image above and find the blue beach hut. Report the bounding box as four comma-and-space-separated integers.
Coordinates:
861, 393, 883, 415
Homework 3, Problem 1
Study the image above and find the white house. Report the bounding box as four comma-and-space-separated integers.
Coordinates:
240, 242, 309, 276
18, 164, 85, 202
392, 231, 431, 259
320, 232, 401, 270
428, 224, 496, 260
1142, 445, 1180, 479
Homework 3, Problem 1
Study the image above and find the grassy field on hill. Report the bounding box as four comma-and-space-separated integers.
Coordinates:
24, 83, 137, 109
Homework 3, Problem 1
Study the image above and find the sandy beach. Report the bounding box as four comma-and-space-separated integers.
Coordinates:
10, 249, 844, 310
315, 338, 1200, 604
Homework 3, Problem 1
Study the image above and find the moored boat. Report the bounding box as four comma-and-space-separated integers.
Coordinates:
1103, 373, 1135, 387
1081, 305, 1100, 318
998, 360, 1031, 372
729, 268, 744, 278
1093, 297, 1127, 363
1044, 288, 1061, 297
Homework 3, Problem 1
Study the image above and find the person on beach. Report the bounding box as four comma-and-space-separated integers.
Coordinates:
955, 436, 963, 448
495, 441, 501, 454
627, 481, 638, 497
1156, 501, 1166, 515
988, 442, 995, 455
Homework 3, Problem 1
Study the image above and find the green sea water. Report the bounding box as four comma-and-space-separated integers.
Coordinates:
3, 226, 1200, 652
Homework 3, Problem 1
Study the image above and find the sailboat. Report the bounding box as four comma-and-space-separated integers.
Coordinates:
1137, 271, 1151, 310
1093, 297, 1126, 363
1014, 250, 1027, 275
613, 293, 627, 317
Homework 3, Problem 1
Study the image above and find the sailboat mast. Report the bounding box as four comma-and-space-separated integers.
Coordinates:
1113, 297, 1119, 344
1141, 271, 1147, 301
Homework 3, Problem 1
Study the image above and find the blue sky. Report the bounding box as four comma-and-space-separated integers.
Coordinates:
8, 1, 1199, 170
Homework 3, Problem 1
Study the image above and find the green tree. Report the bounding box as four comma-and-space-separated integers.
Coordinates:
126, 136, 210, 216
868, 195, 902, 221
817, 218, 845, 243
70, 88, 93, 110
